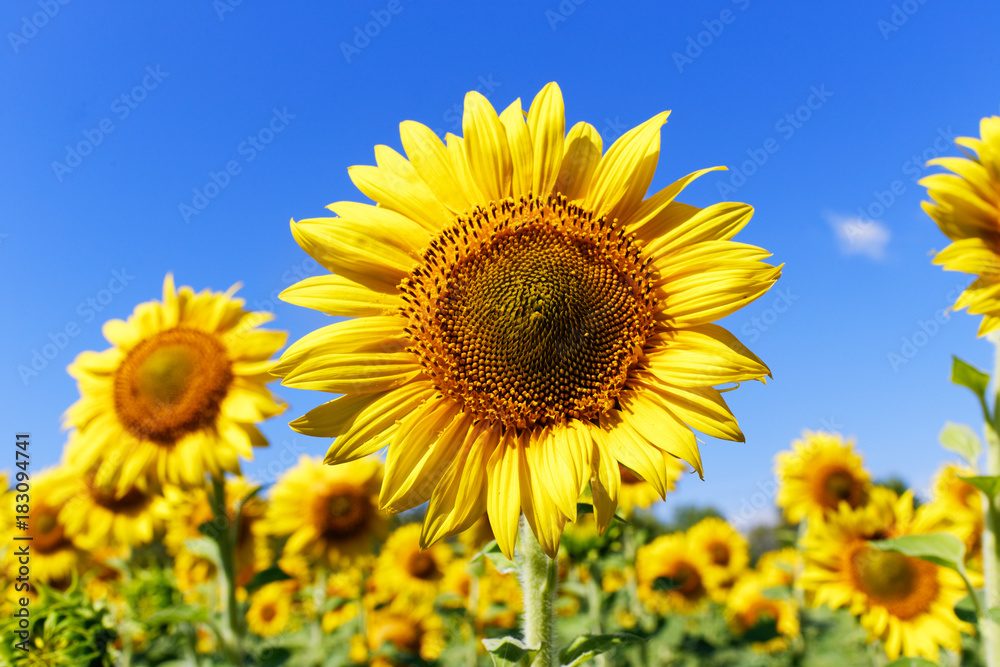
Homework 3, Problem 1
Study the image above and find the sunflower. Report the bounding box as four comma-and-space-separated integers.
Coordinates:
246, 581, 295, 638
775, 431, 871, 524
756, 547, 800, 588
263, 455, 388, 570
1, 467, 79, 586
688, 517, 750, 601
799, 488, 971, 662
726, 573, 800, 653
163, 476, 270, 588
59, 450, 167, 550
922, 116, 1000, 335
618, 460, 685, 514
636, 532, 712, 614
371, 523, 454, 605
364, 603, 447, 665
321, 568, 364, 631
918, 462, 982, 562
63, 273, 286, 496
276, 82, 779, 559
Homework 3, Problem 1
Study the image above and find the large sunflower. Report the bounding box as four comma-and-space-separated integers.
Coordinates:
64, 273, 286, 495
799, 488, 971, 662
262, 455, 388, 569
775, 430, 871, 524
275, 82, 779, 558
922, 115, 1000, 335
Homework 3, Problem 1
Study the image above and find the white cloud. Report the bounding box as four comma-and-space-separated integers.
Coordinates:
827, 212, 891, 260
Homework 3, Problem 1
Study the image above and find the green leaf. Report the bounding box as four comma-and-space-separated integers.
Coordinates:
955, 594, 979, 624
885, 659, 939, 667
870, 533, 966, 573
576, 502, 629, 524
470, 540, 518, 575
144, 604, 209, 626
961, 475, 1000, 499
245, 565, 293, 594
558, 633, 645, 667
482, 636, 535, 666
939, 422, 982, 465
952, 356, 990, 399
257, 647, 292, 667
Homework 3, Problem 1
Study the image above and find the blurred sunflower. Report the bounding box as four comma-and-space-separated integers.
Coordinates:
688, 516, 749, 601
371, 523, 453, 605
618, 460, 685, 514
163, 476, 270, 588
919, 462, 983, 562
922, 115, 1000, 335
64, 273, 286, 496
2, 467, 79, 586
799, 488, 971, 662
756, 547, 800, 588
726, 573, 800, 653
322, 568, 364, 632
60, 457, 167, 549
636, 533, 712, 614
263, 455, 388, 570
364, 604, 446, 665
246, 580, 295, 637
275, 82, 779, 558
775, 431, 871, 523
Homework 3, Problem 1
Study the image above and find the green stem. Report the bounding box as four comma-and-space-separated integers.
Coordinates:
983, 336, 1000, 667
209, 476, 242, 664
520, 520, 558, 667
585, 565, 607, 667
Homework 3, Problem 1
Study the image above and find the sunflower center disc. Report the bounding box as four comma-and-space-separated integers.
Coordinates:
407, 551, 442, 581
319, 488, 370, 539
709, 543, 731, 566
113, 328, 233, 444
850, 545, 939, 619
88, 475, 152, 514
402, 195, 656, 428
33, 506, 69, 554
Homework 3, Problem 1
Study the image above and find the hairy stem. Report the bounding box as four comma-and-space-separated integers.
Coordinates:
520, 520, 558, 667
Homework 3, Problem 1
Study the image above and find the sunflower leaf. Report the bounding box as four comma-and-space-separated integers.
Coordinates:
884, 659, 939, 667
952, 356, 990, 399
470, 540, 518, 575
870, 533, 966, 574
939, 422, 982, 465
482, 636, 536, 666
182, 537, 222, 569
245, 565, 294, 594
558, 633, 645, 667
961, 475, 1000, 499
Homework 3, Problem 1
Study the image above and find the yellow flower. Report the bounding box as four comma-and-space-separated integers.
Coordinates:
922, 115, 1000, 335
365, 604, 446, 664
799, 489, 971, 662
263, 455, 388, 569
618, 460, 685, 514
756, 547, 800, 588
371, 523, 453, 605
59, 453, 167, 550
322, 568, 365, 631
687, 517, 749, 600
275, 82, 779, 559
601, 565, 630, 594
2, 467, 79, 586
636, 532, 712, 614
726, 573, 800, 653
64, 273, 286, 495
919, 462, 983, 562
775, 431, 871, 523
246, 581, 294, 638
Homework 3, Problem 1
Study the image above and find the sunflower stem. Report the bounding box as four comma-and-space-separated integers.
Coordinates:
209, 476, 242, 664
520, 520, 558, 667
983, 335, 1000, 667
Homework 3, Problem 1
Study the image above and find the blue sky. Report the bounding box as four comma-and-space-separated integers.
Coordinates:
4, 0, 1000, 529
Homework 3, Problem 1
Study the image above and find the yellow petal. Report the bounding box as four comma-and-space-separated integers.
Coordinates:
527, 82, 565, 198
519, 438, 565, 558
271, 316, 407, 376
463, 91, 512, 202
323, 382, 436, 463
618, 388, 704, 476
656, 261, 782, 326
280, 352, 421, 394
556, 121, 602, 201
499, 98, 533, 198
348, 153, 451, 234
638, 379, 744, 443
644, 324, 770, 387
399, 120, 471, 213
279, 275, 401, 316
487, 432, 521, 560
590, 429, 619, 535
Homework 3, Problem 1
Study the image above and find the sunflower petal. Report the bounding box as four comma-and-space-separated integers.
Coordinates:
464, 91, 512, 202
279, 275, 401, 316
399, 120, 471, 213
499, 98, 533, 198
556, 121, 602, 201
487, 433, 521, 560
586, 111, 670, 220
323, 382, 436, 463
527, 82, 566, 198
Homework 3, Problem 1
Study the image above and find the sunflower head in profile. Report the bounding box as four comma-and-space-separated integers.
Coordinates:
775, 431, 871, 524
687, 516, 750, 601
725, 573, 800, 654
263, 455, 388, 570
799, 488, 971, 662
275, 82, 780, 559
922, 116, 1000, 335
63, 273, 286, 496
371, 523, 454, 606
636, 532, 712, 614
1, 467, 79, 586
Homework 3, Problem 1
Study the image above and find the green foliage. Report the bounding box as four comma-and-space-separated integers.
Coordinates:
663, 504, 725, 533
939, 421, 983, 465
